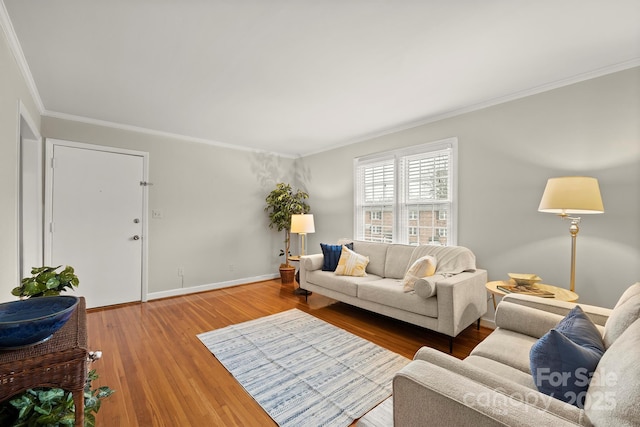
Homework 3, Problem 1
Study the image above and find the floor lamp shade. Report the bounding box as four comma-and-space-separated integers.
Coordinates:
290, 214, 315, 256
538, 176, 604, 293
538, 177, 604, 214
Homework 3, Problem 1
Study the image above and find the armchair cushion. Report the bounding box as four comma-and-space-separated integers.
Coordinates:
585, 318, 640, 426
529, 306, 604, 408
603, 282, 640, 348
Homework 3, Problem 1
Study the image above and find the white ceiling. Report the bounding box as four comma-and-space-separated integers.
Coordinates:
3, 1, 640, 157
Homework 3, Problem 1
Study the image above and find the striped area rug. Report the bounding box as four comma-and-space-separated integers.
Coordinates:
197, 309, 410, 427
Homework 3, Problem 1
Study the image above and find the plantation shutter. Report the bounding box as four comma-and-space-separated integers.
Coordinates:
355, 157, 395, 242
399, 148, 453, 245
354, 138, 457, 245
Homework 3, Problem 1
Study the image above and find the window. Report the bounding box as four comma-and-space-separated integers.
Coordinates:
354, 138, 457, 245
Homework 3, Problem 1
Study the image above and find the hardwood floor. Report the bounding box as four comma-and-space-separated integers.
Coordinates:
87, 279, 491, 426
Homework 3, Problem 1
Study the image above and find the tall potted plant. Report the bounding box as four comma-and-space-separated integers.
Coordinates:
265, 183, 310, 283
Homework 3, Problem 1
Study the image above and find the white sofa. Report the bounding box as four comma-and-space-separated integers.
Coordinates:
359, 283, 640, 427
299, 240, 488, 350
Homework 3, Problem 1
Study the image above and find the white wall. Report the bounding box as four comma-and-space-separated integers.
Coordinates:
303, 67, 640, 312
0, 25, 41, 302
41, 117, 297, 297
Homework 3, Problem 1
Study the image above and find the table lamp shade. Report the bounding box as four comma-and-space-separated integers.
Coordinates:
290, 214, 315, 234
538, 177, 604, 214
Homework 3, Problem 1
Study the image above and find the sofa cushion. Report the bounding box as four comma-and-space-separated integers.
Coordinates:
305, 270, 381, 297
384, 244, 415, 279
529, 306, 604, 408
603, 282, 640, 348
402, 255, 437, 292
347, 240, 389, 277
334, 246, 369, 277
585, 318, 640, 426
357, 279, 438, 318
320, 242, 353, 271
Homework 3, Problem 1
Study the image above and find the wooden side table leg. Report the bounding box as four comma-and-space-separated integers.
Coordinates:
73, 389, 84, 427
491, 294, 497, 311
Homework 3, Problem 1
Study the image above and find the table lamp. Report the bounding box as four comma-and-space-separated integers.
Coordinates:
290, 214, 315, 256
538, 176, 604, 292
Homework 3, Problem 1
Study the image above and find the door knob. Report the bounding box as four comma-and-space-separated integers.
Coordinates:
132, 235, 140, 240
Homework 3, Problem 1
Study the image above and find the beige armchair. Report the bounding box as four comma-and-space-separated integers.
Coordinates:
358, 283, 640, 427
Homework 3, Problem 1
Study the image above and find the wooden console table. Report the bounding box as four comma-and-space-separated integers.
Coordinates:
0, 297, 88, 426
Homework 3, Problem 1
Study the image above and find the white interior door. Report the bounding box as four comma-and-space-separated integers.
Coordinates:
45, 140, 147, 308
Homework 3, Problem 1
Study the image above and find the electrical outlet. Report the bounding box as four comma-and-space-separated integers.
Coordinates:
152, 209, 163, 219
229, 264, 234, 272
177, 267, 184, 277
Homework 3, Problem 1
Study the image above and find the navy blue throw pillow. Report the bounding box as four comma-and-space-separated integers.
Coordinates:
320, 243, 353, 271
530, 306, 605, 408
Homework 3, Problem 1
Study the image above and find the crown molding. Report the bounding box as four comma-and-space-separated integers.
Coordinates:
42, 110, 298, 158
300, 59, 640, 157
0, 1, 44, 113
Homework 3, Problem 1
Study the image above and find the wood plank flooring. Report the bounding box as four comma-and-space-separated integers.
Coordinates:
87, 279, 491, 426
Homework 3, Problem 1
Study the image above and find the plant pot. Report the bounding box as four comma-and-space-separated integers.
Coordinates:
279, 266, 296, 284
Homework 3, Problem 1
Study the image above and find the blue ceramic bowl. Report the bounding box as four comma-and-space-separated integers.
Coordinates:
0, 296, 79, 349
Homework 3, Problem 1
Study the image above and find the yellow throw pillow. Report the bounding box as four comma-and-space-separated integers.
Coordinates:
403, 255, 437, 292
334, 246, 369, 277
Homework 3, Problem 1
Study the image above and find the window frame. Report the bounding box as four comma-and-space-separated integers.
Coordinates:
353, 137, 458, 246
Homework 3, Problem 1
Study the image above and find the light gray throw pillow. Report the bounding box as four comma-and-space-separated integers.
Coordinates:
414, 274, 444, 299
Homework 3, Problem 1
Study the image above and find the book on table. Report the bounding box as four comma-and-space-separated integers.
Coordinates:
497, 284, 555, 298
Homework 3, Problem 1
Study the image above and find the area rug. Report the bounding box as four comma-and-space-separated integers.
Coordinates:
197, 309, 410, 427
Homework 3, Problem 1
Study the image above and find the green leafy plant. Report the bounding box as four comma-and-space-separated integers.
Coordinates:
264, 183, 310, 267
0, 369, 114, 427
12, 266, 79, 299
4, 266, 114, 426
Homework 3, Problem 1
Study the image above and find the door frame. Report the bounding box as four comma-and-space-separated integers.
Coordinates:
44, 139, 150, 302
16, 100, 42, 283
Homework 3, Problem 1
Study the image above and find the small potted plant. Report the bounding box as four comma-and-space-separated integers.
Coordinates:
0, 266, 115, 426
265, 183, 310, 283
12, 265, 79, 299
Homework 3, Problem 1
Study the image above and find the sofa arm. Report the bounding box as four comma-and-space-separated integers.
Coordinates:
495, 302, 565, 339
501, 294, 611, 327
394, 361, 586, 426
300, 254, 323, 272
411, 347, 587, 424
299, 254, 324, 289
435, 269, 488, 337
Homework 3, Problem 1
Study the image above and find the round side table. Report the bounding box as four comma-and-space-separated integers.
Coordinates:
486, 280, 579, 310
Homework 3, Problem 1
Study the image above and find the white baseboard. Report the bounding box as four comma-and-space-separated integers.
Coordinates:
480, 316, 496, 330
146, 273, 280, 301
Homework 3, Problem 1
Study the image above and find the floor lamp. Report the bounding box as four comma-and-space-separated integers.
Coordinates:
290, 214, 315, 296
538, 176, 604, 292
